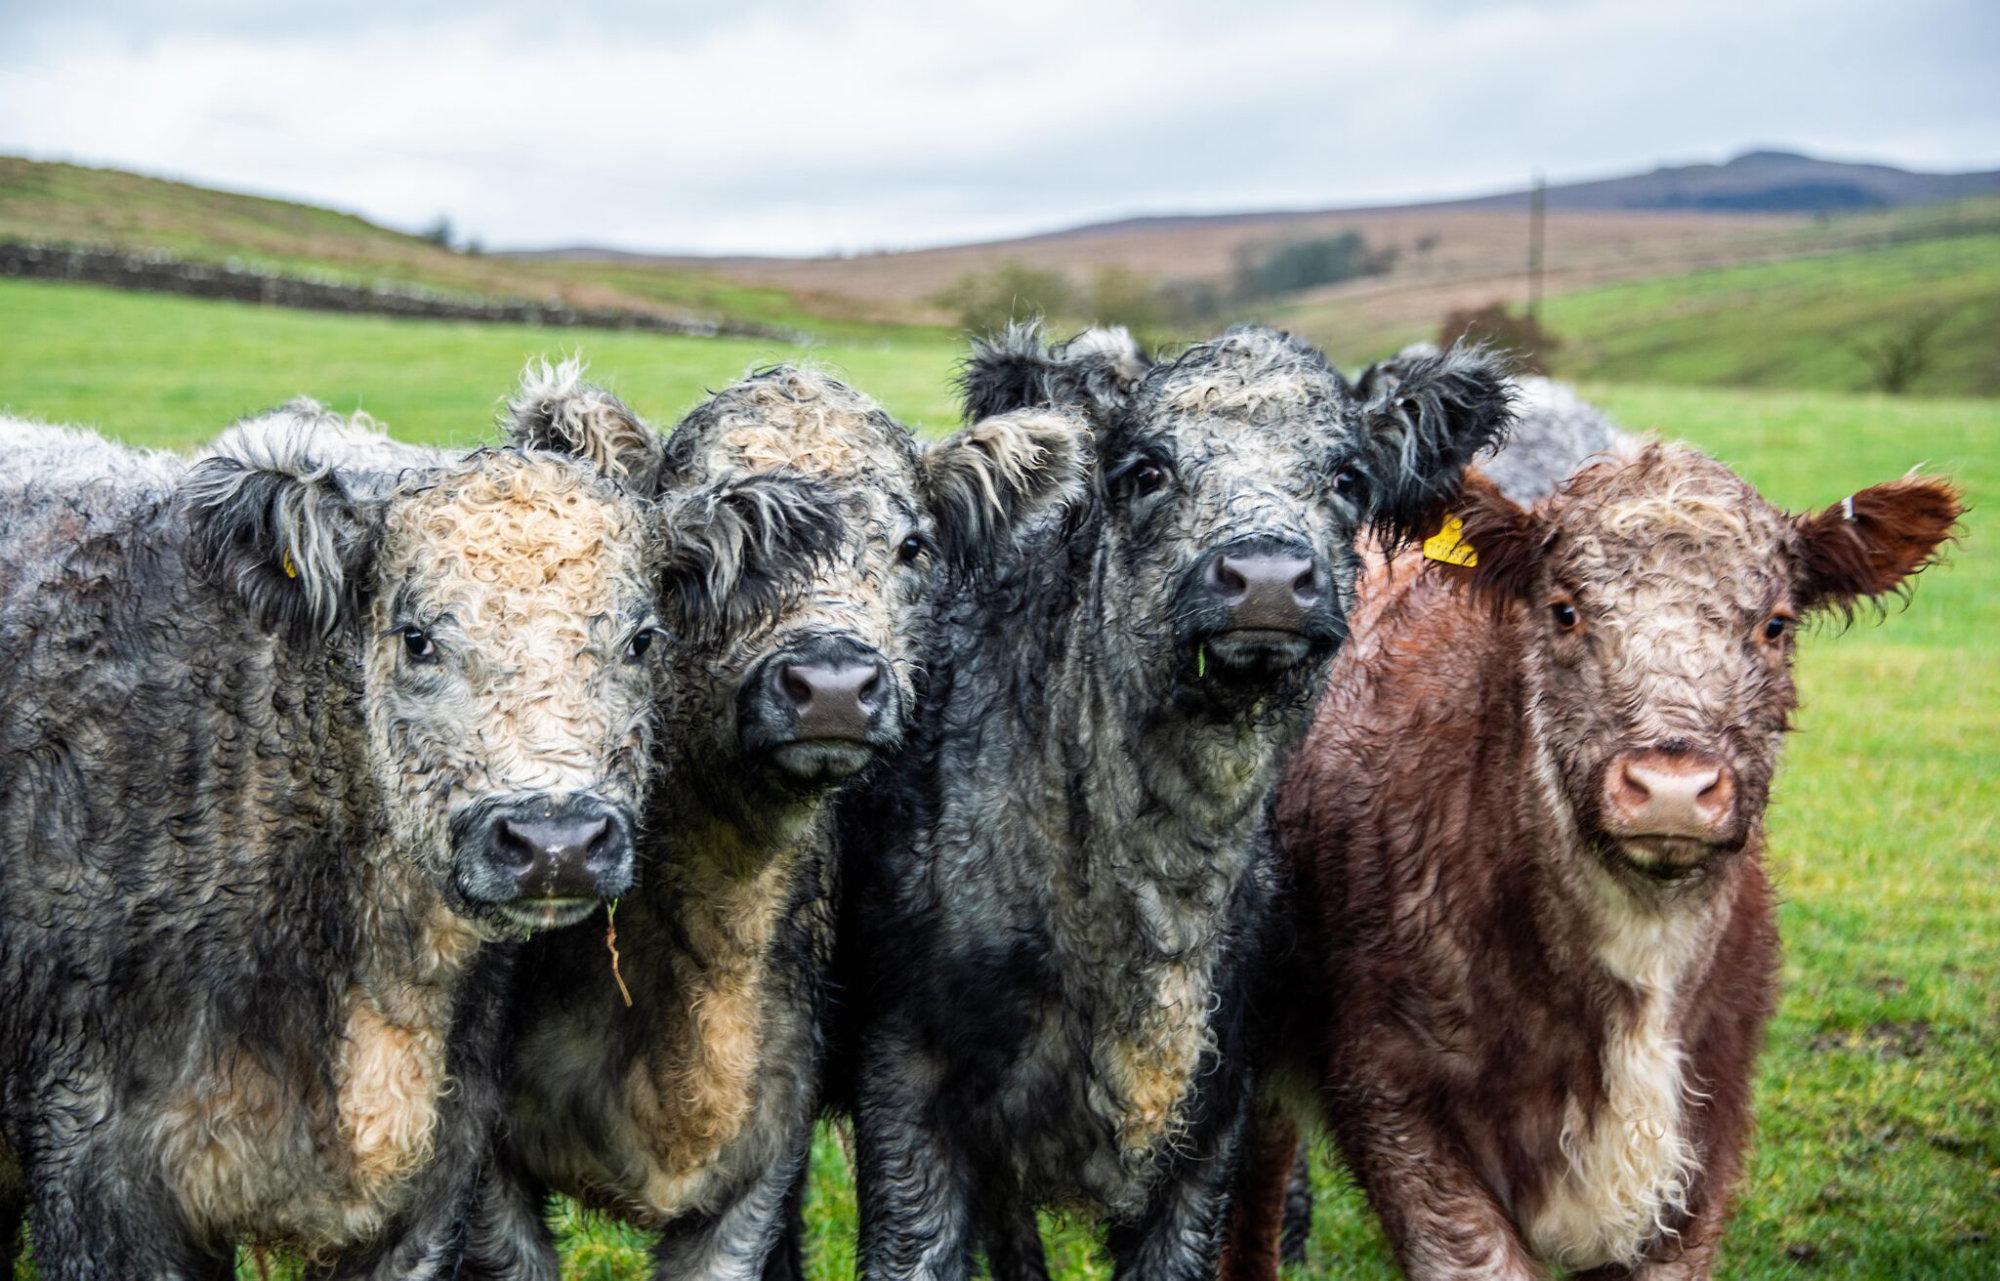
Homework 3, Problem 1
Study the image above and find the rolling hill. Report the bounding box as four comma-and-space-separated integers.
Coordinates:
3, 150, 1995, 396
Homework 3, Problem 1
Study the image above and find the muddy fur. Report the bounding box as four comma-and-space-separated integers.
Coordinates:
825, 325, 1511, 1280
0, 402, 840, 1280
456, 363, 1084, 1281
1223, 447, 1961, 1281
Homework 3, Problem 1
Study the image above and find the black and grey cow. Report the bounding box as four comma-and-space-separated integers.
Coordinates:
831, 324, 1513, 1279
454, 362, 1085, 1280
0, 404, 838, 1278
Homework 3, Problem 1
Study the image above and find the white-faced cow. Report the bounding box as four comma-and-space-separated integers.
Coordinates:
0, 404, 838, 1278
448, 362, 1086, 1280
1223, 442, 1960, 1280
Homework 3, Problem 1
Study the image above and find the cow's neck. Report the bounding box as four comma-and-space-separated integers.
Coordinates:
1510, 647, 1727, 1270
248, 641, 486, 1030
1024, 569, 1282, 1174
615, 790, 820, 1215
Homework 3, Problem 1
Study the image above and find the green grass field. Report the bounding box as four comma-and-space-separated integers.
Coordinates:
1, 283, 1993, 1280
1545, 224, 2000, 399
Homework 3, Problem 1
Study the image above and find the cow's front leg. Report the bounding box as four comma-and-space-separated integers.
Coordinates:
976, 1187, 1052, 1281
1106, 1083, 1252, 1281
24, 1143, 228, 1281
1344, 1092, 1544, 1281
453, 1156, 559, 1281
853, 1033, 976, 1281
652, 1123, 815, 1281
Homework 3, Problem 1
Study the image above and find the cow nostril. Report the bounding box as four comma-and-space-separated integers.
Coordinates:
1211, 558, 1248, 598
780, 664, 816, 709
493, 821, 537, 873
1616, 762, 1652, 805
1291, 562, 1325, 605
857, 664, 884, 709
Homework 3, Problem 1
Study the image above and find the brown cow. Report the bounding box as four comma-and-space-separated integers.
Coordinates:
1225, 442, 1961, 1280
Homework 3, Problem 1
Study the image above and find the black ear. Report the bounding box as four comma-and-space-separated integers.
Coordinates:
503, 357, 664, 491
1353, 343, 1515, 550
957, 321, 1151, 425
181, 411, 379, 644
1351, 341, 1441, 401
658, 471, 845, 642
919, 407, 1091, 570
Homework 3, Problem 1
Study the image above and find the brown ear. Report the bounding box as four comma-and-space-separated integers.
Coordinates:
1794, 476, 1962, 612
1447, 469, 1546, 611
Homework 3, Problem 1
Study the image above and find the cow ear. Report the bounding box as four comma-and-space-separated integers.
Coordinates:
503, 357, 663, 491
1352, 343, 1515, 550
657, 471, 844, 642
1447, 470, 1547, 613
1794, 476, 1961, 615
181, 415, 380, 644
957, 321, 1150, 426
920, 408, 1090, 570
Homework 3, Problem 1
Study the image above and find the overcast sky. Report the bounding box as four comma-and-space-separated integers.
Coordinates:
2, 0, 1995, 256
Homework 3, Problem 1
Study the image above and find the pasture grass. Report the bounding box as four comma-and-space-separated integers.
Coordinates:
1545, 228, 2000, 399
0, 283, 1992, 1279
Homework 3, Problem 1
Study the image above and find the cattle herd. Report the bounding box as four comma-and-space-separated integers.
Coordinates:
0, 323, 1960, 1281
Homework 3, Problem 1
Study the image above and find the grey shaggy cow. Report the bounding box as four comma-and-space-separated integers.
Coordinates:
0, 404, 839, 1278
455, 363, 1085, 1280
835, 324, 1513, 1279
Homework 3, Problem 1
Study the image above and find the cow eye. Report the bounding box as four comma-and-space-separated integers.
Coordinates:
1332, 467, 1364, 501
1762, 614, 1790, 641
1550, 601, 1579, 630
401, 626, 437, 662
1129, 461, 1171, 497
897, 533, 928, 566
628, 628, 660, 661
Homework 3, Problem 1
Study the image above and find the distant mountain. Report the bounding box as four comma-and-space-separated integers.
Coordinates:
1448, 149, 2000, 215
940, 149, 2000, 245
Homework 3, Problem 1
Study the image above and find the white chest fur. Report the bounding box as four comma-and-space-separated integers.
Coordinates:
1524, 895, 1704, 1271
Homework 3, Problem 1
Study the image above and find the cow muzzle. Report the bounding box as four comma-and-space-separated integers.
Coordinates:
1178, 535, 1338, 680
739, 634, 902, 785
1598, 747, 1742, 878
454, 793, 636, 932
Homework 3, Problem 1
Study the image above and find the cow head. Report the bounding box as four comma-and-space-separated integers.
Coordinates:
1453, 443, 1961, 890
962, 324, 1511, 716
181, 402, 839, 935
509, 361, 1084, 821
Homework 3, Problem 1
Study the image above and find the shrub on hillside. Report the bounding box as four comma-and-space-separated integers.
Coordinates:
933, 262, 1075, 335
1438, 303, 1560, 375
1853, 312, 1949, 394
1237, 232, 1396, 299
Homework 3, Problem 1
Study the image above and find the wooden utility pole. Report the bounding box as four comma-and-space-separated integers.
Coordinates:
1527, 171, 1546, 322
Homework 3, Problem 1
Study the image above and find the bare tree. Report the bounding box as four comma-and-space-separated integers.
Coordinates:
1855, 313, 1950, 395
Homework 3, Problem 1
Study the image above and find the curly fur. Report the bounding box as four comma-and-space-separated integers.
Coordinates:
460, 362, 1083, 1281
1225, 443, 1961, 1281
0, 412, 708, 1276
834, 324, 1510, 1281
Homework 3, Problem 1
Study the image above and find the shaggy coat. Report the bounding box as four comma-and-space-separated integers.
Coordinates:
0, 406, 838, 1279
838, 325, 1512, 1280
1359, 345, 1630, 505
456, 364, 1086, 1281
1223, 444, 1961, 1281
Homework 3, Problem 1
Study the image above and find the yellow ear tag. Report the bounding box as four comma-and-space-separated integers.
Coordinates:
1423, 515, 1477, 567
281, 549, 298, 580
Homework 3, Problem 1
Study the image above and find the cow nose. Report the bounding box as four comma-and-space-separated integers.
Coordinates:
489, 803, 633, 900
1205, 547, 1327, 633
777, 657, 887, 741
1604, 751, 1738, 841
